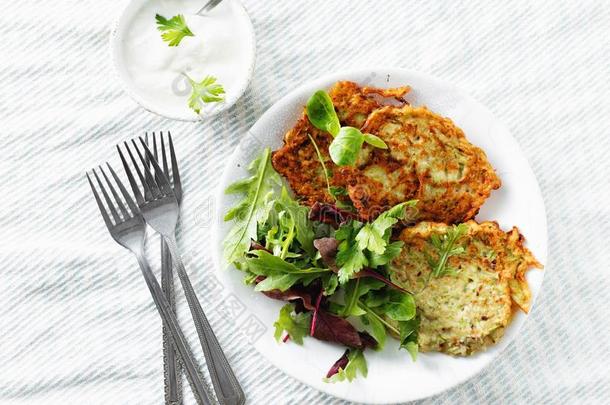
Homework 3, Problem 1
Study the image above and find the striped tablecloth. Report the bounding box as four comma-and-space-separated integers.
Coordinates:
1, 0, 609, 403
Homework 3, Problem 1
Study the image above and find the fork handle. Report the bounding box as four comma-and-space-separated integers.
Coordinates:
161, 238, 183, 405
165, 236, 245, 405
135, 254, 214, 405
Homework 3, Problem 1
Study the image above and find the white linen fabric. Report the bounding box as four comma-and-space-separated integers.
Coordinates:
0, 0, 609, 404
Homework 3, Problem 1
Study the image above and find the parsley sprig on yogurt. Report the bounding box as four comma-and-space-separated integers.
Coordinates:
223, 148, 419, 382
155, 14, 194, 47
184, 74, 226, 114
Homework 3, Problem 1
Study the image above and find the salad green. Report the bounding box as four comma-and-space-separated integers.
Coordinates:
223, 148, 419, 382
305, 89, 388, 166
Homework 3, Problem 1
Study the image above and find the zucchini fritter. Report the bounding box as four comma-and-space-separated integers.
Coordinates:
389, 221, 542, 356
354, 105, 501, 222
271, 81, 500, 223
272, 81, 411, 209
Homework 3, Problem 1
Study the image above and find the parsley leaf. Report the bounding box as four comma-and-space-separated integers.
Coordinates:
185, 74, 226, 114
368, 241, 404, 267
324, 349, 368, 383
223, 148, 280, 264
274, 303, 311, 344
356, 201, 417, 254
335, 221, 368, 283
429, 223, 468, 278
335, 201, 417, 284
155, 14, 194, 47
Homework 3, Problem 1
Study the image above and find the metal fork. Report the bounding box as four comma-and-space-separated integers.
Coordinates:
118, 138, 245, 405
145, 132, 182, 405
86, 165, 213, 405
196, 0, 223, 15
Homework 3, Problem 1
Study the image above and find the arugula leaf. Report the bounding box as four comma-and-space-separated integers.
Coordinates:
264, 187, 315, 259
277, 187, 315, 255
185, 74, 225, 114
155, 14, 194, 46
274, 303, 311, 344
246, 250, 330, 292
324, 349, 368, 383
329, 127, 364, 166
306, 90, 341, 136
429, 223, 468, 278
223, 149, 280, 264
265, 211, 295, 259
363, 133, 388, 149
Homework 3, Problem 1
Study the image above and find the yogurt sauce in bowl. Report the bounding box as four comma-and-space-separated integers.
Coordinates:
111, 0, 256, 121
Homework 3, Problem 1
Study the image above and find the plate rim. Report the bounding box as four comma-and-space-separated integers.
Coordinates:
212, 67, 548, 403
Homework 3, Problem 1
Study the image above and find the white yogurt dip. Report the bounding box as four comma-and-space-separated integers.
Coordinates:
112, 0, 255, 120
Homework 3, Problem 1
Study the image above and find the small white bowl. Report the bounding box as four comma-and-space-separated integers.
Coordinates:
110, 0, 256, 121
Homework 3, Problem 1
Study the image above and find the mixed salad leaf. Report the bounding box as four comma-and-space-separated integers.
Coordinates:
305, 90, 388, 166
223, 147, 420, 382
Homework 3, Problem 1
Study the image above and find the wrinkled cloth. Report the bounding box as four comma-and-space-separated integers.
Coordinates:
0, 0, 609, 404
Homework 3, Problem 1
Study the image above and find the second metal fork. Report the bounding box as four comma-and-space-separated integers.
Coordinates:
118, 137, 245, 405
145, 131, 183, 405
86, 165, 213, 405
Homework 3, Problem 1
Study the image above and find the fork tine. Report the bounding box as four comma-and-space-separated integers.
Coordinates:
92, 168, 122, 224
99, 164, 130, 219
167, 131, 182, 199
117, 144, 145, 205
131, 139, 160, 198
160, 131, 170, 183
144, 132, 151, 170
150, 132, 165, 187
139, 137, 173, 195
87, 172, 113, 229
106, 162, 139, 215
152, 131, 159, 163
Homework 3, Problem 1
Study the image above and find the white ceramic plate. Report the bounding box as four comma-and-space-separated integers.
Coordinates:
213, 68, 547, 403
110, 0, 256, 121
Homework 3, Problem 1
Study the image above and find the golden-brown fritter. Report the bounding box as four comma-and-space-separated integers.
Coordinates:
389, 221, 542, 355
272, 81, 500, 223
271, 81, 411, 208
352, 105, 501, 222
